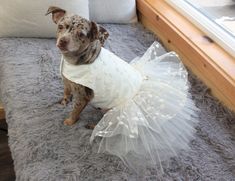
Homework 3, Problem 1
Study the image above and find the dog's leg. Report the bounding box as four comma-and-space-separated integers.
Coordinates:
64, 86, 93, 126
60, 79, 72, 106
85, 108, 110, 129
85, 124, 96, 129
64, 99, 87, 126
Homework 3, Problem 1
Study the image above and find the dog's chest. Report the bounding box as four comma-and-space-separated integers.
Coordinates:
61, 48, 143, 109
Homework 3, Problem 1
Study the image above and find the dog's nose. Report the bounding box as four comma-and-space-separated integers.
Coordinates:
57, 38, 69, 50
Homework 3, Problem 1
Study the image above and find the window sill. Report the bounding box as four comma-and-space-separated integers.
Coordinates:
137, 0, 235, 111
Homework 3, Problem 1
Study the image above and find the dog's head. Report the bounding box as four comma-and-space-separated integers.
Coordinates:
46, 6, 109, 55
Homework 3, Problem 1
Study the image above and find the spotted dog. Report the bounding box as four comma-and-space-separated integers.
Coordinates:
46, 6, 109, 126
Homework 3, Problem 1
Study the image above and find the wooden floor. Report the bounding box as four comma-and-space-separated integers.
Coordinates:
0, 119, 15, 181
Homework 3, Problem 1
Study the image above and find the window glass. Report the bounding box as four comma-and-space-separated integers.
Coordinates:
166, 0, 235, 57
186, 0, 235, 37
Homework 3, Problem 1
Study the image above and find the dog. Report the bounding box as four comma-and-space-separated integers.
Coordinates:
45, 7, 199, 172
46, 6, 109, 126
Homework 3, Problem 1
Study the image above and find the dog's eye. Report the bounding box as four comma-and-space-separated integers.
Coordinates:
65, 25, 69, 29
58, 25, 63, 30
78, 31, 86, 38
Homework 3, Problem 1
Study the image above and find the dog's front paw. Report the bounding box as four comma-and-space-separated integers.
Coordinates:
64, 118, 76, 126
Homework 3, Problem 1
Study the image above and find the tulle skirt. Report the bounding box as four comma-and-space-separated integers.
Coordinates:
90, 42, 198, 172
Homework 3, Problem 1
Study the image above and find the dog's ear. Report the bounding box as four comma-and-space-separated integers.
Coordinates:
89, 21, 99, 41
45, 6, 66, 24
98, 25, 109, 46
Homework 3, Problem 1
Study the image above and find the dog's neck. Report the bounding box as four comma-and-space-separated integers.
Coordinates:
63, 40, 102, 65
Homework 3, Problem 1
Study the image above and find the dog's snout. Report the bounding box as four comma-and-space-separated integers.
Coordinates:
59, 39, 68, 47
57, 38, 70, 51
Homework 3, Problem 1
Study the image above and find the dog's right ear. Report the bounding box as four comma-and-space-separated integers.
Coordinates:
45, 6, 66, 24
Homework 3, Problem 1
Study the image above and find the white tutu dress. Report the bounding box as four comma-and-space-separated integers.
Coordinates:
60, 42, 198, 172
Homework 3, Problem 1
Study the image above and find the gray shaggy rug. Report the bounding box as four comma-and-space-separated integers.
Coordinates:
0, 23, 235, 181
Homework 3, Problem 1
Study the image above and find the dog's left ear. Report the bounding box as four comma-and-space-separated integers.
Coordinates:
98, 25, 109, 46
45, 6, 66, 24
89, 21, 99, 42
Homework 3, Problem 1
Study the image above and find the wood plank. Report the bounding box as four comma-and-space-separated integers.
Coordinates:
0, 120, 15, 180
0, 103, 5, 120
137, 0, 235, 111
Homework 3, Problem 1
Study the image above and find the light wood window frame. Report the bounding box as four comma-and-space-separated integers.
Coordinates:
137, 0, 235, 111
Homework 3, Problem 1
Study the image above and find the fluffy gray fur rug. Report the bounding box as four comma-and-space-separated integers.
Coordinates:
0, 24, 234, 181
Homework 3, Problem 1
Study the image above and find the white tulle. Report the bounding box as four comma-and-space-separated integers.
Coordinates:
89, 42, 198, 172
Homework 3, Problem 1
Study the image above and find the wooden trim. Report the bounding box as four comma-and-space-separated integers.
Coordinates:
0, 104, 5, 120
137, 0, 235, 111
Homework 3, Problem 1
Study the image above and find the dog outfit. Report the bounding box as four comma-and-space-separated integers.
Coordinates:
60, 42, 198, 171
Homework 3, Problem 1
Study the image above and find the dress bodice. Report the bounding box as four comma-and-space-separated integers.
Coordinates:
60, 48, 143, 109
